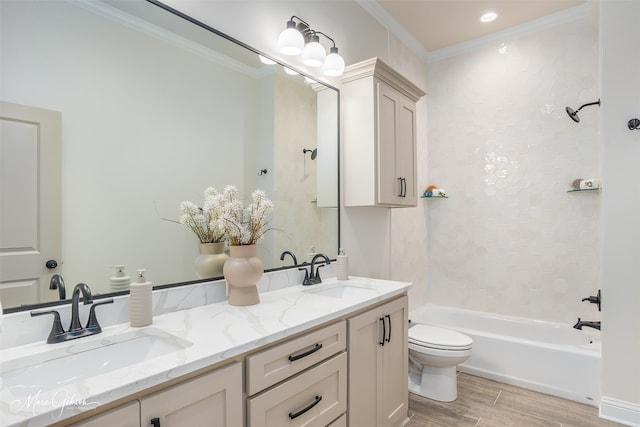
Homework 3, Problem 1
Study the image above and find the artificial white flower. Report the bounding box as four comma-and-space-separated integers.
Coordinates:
178, 187, 226, 243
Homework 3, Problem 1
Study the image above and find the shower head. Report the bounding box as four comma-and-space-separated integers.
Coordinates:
565, 99, 601, 123
303, 148, 317, 160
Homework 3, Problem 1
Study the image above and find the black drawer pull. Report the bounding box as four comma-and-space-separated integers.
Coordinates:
385, 314, 392, 343
150, 417, 160, 427
288, 343, 323, 362
379, 317, 386, 346
288, 395, 322, 419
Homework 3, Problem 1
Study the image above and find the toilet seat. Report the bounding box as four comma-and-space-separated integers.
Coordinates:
409, 324, 472, 351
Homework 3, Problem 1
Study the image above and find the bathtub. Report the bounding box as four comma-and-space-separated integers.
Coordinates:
409, 304, 601, 406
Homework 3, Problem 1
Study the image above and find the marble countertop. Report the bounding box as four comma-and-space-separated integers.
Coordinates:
0, 276, 411, 426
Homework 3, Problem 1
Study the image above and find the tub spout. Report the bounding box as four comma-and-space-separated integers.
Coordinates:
573, 318, 601, 331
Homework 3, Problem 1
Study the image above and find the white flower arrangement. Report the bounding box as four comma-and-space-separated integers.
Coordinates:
219, 185, 274, 246
179, 187, 226, 243
179, 185, 274, 246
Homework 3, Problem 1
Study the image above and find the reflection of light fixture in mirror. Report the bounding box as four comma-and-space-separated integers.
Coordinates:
283, 66, 299, 75
277, 16, 345, 76
259, 54, 276, 65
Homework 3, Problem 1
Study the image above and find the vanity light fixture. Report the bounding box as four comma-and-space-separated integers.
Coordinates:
277, 16, 345, 76
480, 11, 499, 23
302, 32, 326, 67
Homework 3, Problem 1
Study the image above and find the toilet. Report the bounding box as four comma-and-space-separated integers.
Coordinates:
408, 324, 473, 402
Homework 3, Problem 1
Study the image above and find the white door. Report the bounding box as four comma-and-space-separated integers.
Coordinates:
0, 101, 61, 308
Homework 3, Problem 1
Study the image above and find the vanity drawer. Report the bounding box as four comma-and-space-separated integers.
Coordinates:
247, 352, 347, 427
246, 320, 346, 395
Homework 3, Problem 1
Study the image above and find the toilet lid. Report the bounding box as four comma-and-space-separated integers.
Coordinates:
409, 324, 472, 349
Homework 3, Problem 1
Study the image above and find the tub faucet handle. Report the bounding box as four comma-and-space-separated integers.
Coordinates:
581, 289, 601, 312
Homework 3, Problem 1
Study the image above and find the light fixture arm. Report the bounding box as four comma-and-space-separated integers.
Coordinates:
314, 31, 336, 48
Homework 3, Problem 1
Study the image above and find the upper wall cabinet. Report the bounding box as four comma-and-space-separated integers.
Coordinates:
342, 58, 425, 207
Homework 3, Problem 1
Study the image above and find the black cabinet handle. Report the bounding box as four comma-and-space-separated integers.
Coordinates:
150, 417, 160, 427
379, 317, 386, 346
45, 259, 58, 269
288, 343, 323, 362
401, 178, 406, 197
385, 314, 392, 343
288, 395, 322, 419
397, 177, 403, 197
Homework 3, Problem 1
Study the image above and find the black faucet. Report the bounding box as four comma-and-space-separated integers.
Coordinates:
581, 289, 601, 312
280, 250, 298, 266
573, 318, 601, 331
69, 283, 93, 332
31, 282, 113, 344
310, 253, 330, 284
49, 274, 66, 300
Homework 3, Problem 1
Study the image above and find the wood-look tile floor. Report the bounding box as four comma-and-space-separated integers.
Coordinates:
406, 373, 623, 427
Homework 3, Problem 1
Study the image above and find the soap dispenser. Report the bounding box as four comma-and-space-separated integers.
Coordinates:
110, 265, 131, 292
130, 269, 153, 327
336, 248, 349, 281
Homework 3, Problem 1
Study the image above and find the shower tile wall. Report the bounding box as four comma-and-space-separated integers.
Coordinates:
425, 9, 600, 323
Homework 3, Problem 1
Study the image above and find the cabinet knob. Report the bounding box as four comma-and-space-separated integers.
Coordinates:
45, 259, 58, 269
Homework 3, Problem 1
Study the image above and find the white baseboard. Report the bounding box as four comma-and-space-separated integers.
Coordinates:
600, 396, 640, 427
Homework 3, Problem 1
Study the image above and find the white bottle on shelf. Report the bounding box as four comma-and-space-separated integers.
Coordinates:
336, 248, 349, 281
130, 269, 153, 327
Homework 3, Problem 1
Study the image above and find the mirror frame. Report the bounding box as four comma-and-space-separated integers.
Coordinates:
2, 0, 340, 314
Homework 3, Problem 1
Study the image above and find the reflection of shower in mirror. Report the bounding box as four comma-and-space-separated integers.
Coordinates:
303, 148, 317, 160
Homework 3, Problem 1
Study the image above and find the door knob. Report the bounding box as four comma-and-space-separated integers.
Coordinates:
45, 259, 58, 269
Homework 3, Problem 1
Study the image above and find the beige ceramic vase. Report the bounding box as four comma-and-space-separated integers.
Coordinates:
195, 242, 228, 279
223, 244, 263, 306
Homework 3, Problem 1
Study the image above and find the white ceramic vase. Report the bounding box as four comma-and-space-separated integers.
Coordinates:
223, 244, 263, 306
195, 242, 228, 279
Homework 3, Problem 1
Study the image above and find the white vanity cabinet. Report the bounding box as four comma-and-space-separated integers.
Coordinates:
342, 58, 425, 207
70, 401, 139, 427
140, 362, 242, 427
69, 362, 242, 427
246, 321, 347, 426
348, 295, 409, 427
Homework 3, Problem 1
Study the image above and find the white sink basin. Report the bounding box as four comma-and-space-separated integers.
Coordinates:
1, 328, 192, 396
303, 281, 380, 299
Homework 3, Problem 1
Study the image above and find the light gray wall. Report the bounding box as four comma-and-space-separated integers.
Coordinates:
600, 0, 640, 421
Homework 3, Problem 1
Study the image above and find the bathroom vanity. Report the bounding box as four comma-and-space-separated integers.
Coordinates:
0, 277, 411, 427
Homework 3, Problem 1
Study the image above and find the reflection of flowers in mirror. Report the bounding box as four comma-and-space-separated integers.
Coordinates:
220, 185, 274, 246
179, 187, 227, 243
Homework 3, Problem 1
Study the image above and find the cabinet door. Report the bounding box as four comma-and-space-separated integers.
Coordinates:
377, 82, 401, 206
376, 82, 417, 207
396, 97, 417, 206
140, 362, 242, 427
70, 401, 139, 427
348, 296, 408, 427
380, 296, 409, 426
347, 303, 382, 427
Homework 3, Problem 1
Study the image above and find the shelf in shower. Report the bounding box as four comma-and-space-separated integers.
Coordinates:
567, 188, 600, 193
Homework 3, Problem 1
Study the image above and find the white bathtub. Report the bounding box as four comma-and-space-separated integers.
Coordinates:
409, 304, 601, 406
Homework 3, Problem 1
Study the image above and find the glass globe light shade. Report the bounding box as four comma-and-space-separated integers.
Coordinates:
302, 34, 326, 67
278, 21, 304, 56
322, 47, 345, 76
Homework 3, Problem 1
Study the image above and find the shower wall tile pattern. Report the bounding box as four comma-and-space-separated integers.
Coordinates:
425, 10, 600, 323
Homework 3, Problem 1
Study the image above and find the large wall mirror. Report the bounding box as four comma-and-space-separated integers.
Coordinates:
0, 0, 339, 311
